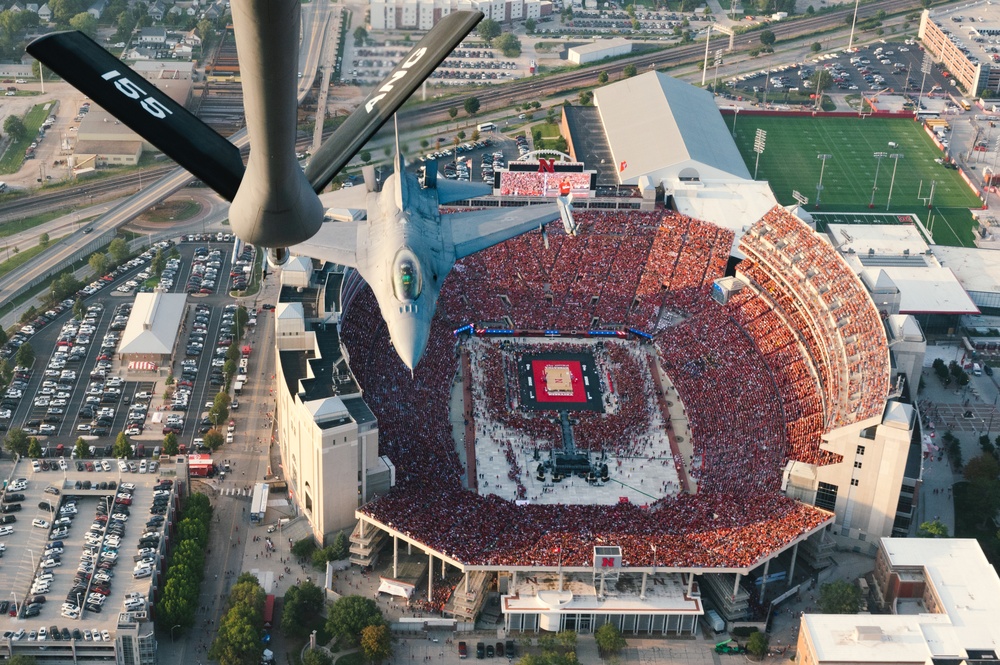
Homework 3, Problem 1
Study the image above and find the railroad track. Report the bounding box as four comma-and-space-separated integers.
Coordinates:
0, 0, 926, 222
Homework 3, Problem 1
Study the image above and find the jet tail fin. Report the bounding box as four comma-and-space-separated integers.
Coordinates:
304, 10, 483, 193
27, 31, 245, 200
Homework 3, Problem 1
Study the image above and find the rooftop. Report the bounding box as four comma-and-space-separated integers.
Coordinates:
804, 538, 1000, 663
826, 223, 979, 315
119, 292, 187, 356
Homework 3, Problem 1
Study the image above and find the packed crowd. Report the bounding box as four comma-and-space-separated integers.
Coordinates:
498, 172, 593, 197
340, 208, 891, 570
738, 207, 890, 429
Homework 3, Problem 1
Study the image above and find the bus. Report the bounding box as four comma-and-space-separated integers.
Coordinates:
477, 122, 496, 132
959, 98, 972, 111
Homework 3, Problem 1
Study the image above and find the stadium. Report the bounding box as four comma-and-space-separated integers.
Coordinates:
273, 72, 924, 635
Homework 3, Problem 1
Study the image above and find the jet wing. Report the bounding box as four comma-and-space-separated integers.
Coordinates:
444, 204, 561, 260
289, 221, 361, 268
317, 186, 371, 212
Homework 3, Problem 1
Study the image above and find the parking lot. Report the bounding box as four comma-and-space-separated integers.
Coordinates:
729, 40, 959, 104
419, 133, 537, 184
0, 237, 255, 455
0, 465, 175, 643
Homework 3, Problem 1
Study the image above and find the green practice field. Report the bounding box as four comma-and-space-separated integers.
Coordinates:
731, 116, 984, 247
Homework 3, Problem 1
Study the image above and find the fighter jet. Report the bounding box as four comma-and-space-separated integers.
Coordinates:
293, 143, 575, 370
27, 0, 575, 370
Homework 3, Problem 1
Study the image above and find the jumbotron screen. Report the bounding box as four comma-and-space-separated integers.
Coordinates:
498, 171, 593, 198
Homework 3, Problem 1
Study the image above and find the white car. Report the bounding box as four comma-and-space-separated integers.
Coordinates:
101, 630, 111, 642
32, 518, 50, 529
0, 526, 13, 536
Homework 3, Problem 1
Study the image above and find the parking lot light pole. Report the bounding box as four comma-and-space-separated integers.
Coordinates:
870, 152, 887, 208
847, 0, 861, 51
886, 153, 904, 210
171, 624, 181, 643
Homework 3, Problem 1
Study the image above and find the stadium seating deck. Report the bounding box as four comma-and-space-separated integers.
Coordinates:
342, 208, 886, 570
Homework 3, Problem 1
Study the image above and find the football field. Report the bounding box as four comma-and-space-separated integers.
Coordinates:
731, 116, 984, 247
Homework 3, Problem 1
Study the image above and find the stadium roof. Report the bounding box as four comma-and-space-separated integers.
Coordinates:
593, 71, 752, 186
827, 224, 979, 315
119, 292, 186, 355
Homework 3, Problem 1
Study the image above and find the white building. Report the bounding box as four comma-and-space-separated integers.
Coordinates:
369, 0, 550, 30
567, 38, 631, 65
274, 264, 392, 545
796, 538, 1000, 665
118, 291, 187, 371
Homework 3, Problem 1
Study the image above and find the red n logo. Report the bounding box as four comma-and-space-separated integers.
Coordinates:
601, 557, 615, 567
538, 159, 555, 173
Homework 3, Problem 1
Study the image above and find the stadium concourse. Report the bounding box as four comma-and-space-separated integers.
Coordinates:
338, 204, 892, 632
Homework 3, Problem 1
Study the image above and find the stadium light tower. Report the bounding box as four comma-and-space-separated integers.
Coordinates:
886, 153, 904, 210
847, 0, 861, 51
753, 129, 767, 179
870, 152, 887, 208
816, 154, 832, 208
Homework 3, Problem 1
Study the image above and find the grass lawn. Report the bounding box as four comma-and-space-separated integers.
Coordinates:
731, 116, 984, 246
0, 237, 63, 279
0, 104, 51, 174
0, 209, 69, 239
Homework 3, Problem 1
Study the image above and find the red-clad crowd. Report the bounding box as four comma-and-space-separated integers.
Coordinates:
738, 207, 890, 430
338, 207, 883, 570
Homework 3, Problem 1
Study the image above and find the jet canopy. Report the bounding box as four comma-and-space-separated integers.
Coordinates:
393, 249, 422, 302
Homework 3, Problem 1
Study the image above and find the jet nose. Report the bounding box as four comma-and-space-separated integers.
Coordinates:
392, 312, 431, 373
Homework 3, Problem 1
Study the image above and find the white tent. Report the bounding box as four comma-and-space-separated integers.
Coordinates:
377, 577, 415, 599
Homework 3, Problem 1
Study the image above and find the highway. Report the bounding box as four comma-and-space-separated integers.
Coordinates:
0, 0, 925, 308
0, 2, 331, 308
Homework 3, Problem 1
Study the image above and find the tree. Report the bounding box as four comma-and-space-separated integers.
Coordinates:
353, 26, 367, 45
525, 17, 536, 33
302, 650, 333, 665
0, 326, 7, 347
15, 342, 35, 369
163, 432, 179, 456
281, 580, 327, 636
27, 437, 42, 458
759, 29, 776, 46
108, 237, 129, 264
598, 71, 609, 84
811, 41, 822, 53
818, 580, 861, 614
811, 69, 834, 95
205, 429, 225, 451
38, 232, 49, 247
326, 595, 384, 647
210, 391, 232, 427
358, 150, 371, 165
73, 299, 85, 320
360, 624, 393, 664
151, 248, 165, 277
68, 11, 97, 37
495, 32, 521, 57
329, 531, 350, 560
964, 453, 1000, 482
113, 431, 132, 459
746, 631, 769, 658
463, 96, 481, 116
5, 427, 29, 456
594, 623, 626, 656
3, 116, 25, 142
74, 437, 89, 459
623, 64, 637, 78
292, 537, 318, 559
918, 519, 949, 538
89, 252, 108, 277
448, 106, 458, 119
478, 18, 501, 45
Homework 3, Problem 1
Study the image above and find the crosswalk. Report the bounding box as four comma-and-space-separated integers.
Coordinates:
221, 487, 252, 497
